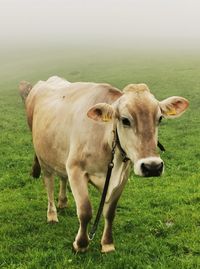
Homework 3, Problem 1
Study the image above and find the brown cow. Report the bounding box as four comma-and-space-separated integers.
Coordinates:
20, 76, 189, 253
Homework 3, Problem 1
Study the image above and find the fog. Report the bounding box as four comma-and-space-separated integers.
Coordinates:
0, 0, 200, 50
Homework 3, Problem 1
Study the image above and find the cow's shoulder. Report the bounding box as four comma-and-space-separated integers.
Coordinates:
97, 83, 122, 103
79, 82, 123, 105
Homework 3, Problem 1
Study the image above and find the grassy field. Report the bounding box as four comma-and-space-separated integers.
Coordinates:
0, 46, 200, 269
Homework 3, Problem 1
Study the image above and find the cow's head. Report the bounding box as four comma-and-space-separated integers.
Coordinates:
87, 84, 189, 177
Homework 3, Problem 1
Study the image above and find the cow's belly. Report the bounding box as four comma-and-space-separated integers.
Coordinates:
35, 144, 68, 177
38, 155, 67, 177
32, 112, 70, 177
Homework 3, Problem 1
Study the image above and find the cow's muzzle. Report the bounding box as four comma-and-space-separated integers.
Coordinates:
141, 161, 163, 177
134, 157, 164, 177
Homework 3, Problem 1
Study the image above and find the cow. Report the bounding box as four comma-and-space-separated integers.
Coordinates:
19, 76, 189, 253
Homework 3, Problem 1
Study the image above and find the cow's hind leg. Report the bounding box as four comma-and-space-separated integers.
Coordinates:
44, 174, 58, 223
58, 177, 68, 209
67, 165, 92, 252
101, 199, 119, 253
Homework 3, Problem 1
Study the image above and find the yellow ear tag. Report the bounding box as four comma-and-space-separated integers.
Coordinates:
167, 108, 177, 116
102, 114, 111, 122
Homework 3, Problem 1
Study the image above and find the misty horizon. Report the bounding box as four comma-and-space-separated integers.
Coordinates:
0, 0, 200, 51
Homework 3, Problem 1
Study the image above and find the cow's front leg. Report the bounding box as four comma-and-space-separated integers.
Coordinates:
101, 198, 119, 253
44, 174, 58, 223
101, 163, 130, 253
67, 165, 92, 252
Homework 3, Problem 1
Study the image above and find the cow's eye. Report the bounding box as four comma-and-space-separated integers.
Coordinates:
121, 117, 131, 127
159, 116, 163, 124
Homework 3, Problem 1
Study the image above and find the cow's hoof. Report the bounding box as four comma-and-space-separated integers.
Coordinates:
48, 219, 59, 224
101, 244, 115, 253
72, 241, 88, 253
47, 212, 58, 223
57, 198, 68, 209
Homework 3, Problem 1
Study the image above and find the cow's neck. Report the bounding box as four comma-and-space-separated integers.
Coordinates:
108, 121, 129, 163
115, 129, 129, 163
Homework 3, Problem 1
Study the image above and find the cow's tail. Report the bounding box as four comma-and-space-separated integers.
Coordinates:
19, 80, 32, 103
19, 81, 41, 179
31, 154, 41, 179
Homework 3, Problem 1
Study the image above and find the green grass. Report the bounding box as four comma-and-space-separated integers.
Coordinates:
0, 46, 200, 269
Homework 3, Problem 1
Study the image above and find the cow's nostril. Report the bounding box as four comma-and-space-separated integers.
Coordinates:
157, 162, 163, 171
141, 161, 163, 177
141, 163, 151, 173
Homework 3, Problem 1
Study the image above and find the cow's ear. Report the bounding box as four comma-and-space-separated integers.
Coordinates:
87, 103, 115, 122
159, 96, 189, 118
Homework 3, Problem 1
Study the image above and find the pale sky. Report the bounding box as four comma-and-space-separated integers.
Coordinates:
0, 0, 200, 49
